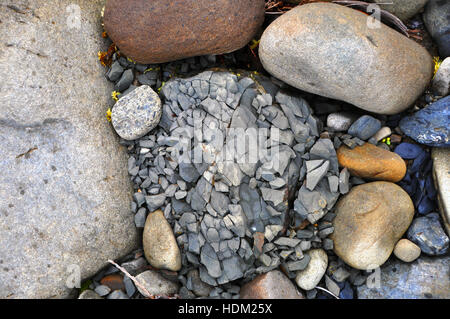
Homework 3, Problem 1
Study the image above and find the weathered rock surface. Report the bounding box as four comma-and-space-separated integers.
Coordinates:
393, 239, 421, 262
399, 95, 450, 147
432, 147, 450, 235
111, 85, 162, 140
240, 270, 304, 299
373, 0, 429, 21
423, 0, 450, 58
357, 256, 450, 299
78, 290, 103, 299
407, 213, 449, 255
337, 143, 407, 182
143, 210, 182, 271
104, 0, 266, 63
295, 249, 328, 291
135, 270, 179, 297
331, 182, 414, 270
0, 0, 138, 298
259, 2, 433, 115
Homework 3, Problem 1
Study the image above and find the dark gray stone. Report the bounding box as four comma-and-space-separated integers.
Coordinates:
407, 213, 449, 255
114, 69, 134, 92
423, 0, 450, 58
106, 61, 125, 82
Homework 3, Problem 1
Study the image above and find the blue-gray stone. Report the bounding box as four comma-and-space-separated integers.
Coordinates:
348, 115, 381, 140
399, 96, 450, 147
394, 142, 424, 159
357, 256, 450, 299
407, 213, 449, 255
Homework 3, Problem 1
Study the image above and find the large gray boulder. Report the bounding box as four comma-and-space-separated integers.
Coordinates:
259, 2, 434, 115
0, 0, 138, 298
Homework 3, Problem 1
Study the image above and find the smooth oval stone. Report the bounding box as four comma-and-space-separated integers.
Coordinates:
259, 2, 433, 115
111, 85, 162, 141
104, 0, 265, 64
331, 182, 414, 270
337, 143, 407, 182
143, 210, 182, 271
295, 249, 328, 291
393, 239, 421, 263
399, 95, 450, 147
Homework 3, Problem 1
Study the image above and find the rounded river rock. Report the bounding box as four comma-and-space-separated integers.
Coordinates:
143, 210, 182, 271
331, 182, 414, 270
337, 143, 407, 182
259, 2, 433, 115
104, 0, 266, 64
111, 85, 162, 140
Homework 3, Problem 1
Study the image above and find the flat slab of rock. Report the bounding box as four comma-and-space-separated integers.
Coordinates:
0, 0, 138, 298
259, 2, 433, 115
331, 182, 414, 270
240, 270, 304, 299
135, 270, 179, 297
432, 147, 450, 235
357, 256, 450, 299
104, 0, 265, 63
337, 143, 407, 182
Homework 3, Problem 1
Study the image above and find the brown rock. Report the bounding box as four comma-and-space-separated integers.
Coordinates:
100, 274, 125, 291
331, 182, 415, 270
240, 270, 304, 299
143, 210, 182, 271
337, 143, 406, 182
104, 0, 266, 64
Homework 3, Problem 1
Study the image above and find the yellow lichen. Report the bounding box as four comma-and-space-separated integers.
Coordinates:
249, 39, 260, 50
157, 82, 166, 93
111, 91, 121, 101
97, 51, 107, 67
106, 108, 112, 122
433, 56, 442, 77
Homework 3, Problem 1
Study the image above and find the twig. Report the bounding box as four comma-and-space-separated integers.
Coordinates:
315, 286, 341, 299
107, 259, 153, 298
332, 0, 410, 37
